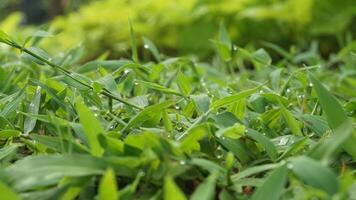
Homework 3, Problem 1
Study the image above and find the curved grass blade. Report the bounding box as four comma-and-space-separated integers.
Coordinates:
290, 156, 339, 195
164, 176, 186, 200
251, 165, 288, 200
309, 73, 356, 158
210, 86, 261, 110
24, 86, 41, 135
76, 99, 104, 157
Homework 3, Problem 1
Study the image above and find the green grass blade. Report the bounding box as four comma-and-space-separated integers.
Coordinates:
309, 73, 356, 158
76, 99, 104, 156
279, 102, 302, 136
129, 21, 138, 63
24, 86, 41, 135
251, 165, 288, 200
164, 176, 186, 200
98, 168, 119, 200
290, 156, 339, 195
0, 180, 21, 200
210, 86, 261, 110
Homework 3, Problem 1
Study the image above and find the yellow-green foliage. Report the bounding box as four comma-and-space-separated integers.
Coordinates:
2, 0, 355, 58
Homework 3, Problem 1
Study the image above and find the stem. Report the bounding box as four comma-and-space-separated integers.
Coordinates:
9, 42, 142, 110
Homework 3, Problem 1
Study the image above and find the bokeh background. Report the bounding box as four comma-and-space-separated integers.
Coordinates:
1, 0, 356, 60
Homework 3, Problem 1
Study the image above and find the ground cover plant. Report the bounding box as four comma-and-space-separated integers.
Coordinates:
0, 18, 356, 200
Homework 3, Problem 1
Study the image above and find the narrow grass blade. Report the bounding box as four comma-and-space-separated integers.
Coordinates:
98, 168, 119, 200
125, 100, 175, 130
210, 86, 261, 110
0, 181, 21, 200
76, 99, 104, 156
279, 102, 302, 136
24, 86, 41, 135
164, 176, 186, 200
129, 21, 138, 63
251, 165, 288, 200
309, 73, 356, 158
191, 173, 217, 200
290, 156, 339, 195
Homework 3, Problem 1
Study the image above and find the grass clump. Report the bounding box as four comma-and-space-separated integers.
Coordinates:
0, 25, 355, 200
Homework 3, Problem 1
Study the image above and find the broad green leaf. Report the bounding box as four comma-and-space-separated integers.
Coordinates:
125, 100, 175, 130
279, 102, 302, 136
308, 119, 354, 163
5, 155, 106, 191
30, 134, 87, 153
217, 137, 251, 163
216, 123, 245, 139
76, 99, 104, 156
309, 73, 356, 158
190, 158, 227, 174
191, 95, 210, 114
0, 144, 19, 161
99, 168, 119, 200
252, 48, 272, 65
231, 163, 281, 182
135, 80, 182, 96
180, 124, 207, 153
0, 88, 26, 117
30, 79, 76, 116
246, 129, 278, 160
0, 130, 21, 139
191, 174, 217, 200
210, 86, 261, 110
251, 165, 288, 200
164, 176, 186, 200
290, 156, 339, 195
0, 181, 21, 200
298, 114, 329, 136
309, 74, 347, 129
24, 86, 41, 135
176, 71, 191, 96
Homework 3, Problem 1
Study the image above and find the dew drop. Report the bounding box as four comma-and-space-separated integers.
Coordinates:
286, 89, 291, 93
279, 137, 289, 146
287, 163, 293, 169
94, 113, 99, 117
259, 90, 263, 94
179, 160, 186, 165
143, 44, 149, 49
134, 81, 139, 86
174, 105, 180, 110
16, 111, 19, 114
176, 123, 183, 131
217, 155, 222, 159
308, 83, 313, 87
124, 69, 130, 74
298, 94, 305, 99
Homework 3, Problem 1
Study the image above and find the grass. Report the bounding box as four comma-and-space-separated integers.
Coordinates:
0, 25, 356, 200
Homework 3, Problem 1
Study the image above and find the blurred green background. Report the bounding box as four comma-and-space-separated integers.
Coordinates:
1, 0, 356, 60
